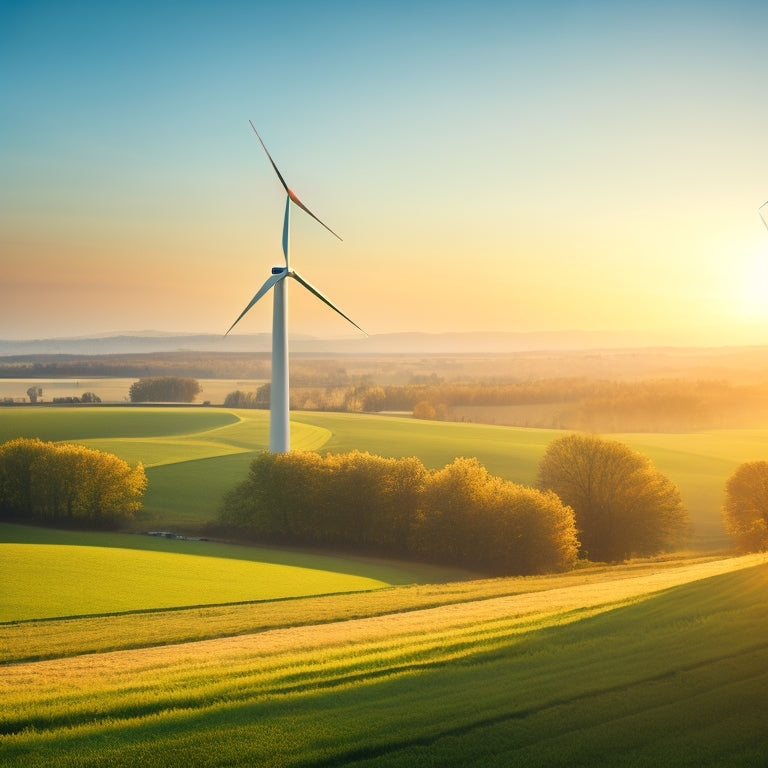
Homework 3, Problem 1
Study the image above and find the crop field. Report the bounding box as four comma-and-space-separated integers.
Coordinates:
3, 405, 766, 544
1, 554, 766, 767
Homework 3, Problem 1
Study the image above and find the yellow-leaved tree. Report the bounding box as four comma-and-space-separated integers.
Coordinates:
0, 438, 146, 528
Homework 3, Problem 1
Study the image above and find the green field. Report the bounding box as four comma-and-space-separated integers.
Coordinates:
2, 406, 766, 545
2, 555, 765, 767
0, 523, 478, 623
3, 407, 768, 765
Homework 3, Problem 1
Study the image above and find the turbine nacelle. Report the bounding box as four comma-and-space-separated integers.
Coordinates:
226, 267, 365, 338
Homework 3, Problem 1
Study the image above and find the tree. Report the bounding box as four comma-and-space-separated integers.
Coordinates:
26, 386, 42, 403
0, 438, 146, 527
413, 400, 436, 420
80, 392, 101, 403
480, 484, 579, 575
129, 377, 201, 403
361, 387, 386, 412
254, 383, 270, 408
219, 451, 577, 575
223, 390, 257, 408
0, 438, 49, 518
721, 461, 768, 552
418, 457, 493, 563
537, 434, 688, 562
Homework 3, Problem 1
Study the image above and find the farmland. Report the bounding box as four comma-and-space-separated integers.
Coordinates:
3, 406, 768, 765
1, 554, 766, 767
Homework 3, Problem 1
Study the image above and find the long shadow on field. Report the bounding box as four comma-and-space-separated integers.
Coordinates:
5, 566, 767, 767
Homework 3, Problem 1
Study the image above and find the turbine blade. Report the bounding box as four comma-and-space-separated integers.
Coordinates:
249, 120, 290, 196
289, 271, 366, 335
760, 200, 768, 233
288, 190, 344, 242
249, 120, 343, 242
225, 271, 285, 336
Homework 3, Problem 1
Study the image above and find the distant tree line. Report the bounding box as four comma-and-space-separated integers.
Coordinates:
224, 387, 270, 409
0, 438, 146, 528
51, 392, 102, 404
219, 451, 579, 575
129, 377, 202, 403
273, 379, 768, 432
0, 352, 270, 380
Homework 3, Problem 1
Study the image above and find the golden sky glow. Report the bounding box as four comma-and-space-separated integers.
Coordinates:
1, 2, 768, 346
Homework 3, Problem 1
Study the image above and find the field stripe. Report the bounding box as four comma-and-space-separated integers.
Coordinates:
2, 558, 766, 767
2, 554, 760, 685
1, 554, 761, 664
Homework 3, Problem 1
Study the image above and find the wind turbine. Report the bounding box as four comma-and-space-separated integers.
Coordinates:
226, 122, 364, 453
760, 200, 768, 233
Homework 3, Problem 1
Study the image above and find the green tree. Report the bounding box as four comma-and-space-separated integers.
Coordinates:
129, 377, 201, 403
721, 461, 768, 552
418, 457, 493, 564
219, 451, 578, 575
0, 438, 49, 519
480, 483, 578, 575
0, 438, 146, 527
223, 390, 259, 408
538, 433, 688, 562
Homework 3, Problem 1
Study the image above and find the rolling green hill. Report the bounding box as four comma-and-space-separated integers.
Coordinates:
2, 406, 767, 545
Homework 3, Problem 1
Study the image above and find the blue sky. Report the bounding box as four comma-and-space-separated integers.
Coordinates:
2, 0, 767, 343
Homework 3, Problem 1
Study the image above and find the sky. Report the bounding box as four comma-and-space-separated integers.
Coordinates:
2, 0, 768, 345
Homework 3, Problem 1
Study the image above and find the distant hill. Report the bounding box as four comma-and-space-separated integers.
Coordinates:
0, 329, 702, 356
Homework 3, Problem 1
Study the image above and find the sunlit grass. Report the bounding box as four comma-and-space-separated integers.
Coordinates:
1, 560, 765, 768
1, 551, 759, 662
0, 542, 394, 621
0, 523, 481, 626
0, 407, 239, 443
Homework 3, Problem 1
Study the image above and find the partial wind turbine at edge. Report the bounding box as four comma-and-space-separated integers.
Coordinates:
760, 200, 768, 233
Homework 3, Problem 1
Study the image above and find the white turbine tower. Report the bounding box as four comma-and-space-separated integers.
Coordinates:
226, 122, 364, 453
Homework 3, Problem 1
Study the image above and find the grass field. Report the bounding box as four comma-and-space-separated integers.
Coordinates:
3, 405, 764, 545
1, 555, 765, 767
3, 407, 768, 765
0, 523, 479, 623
